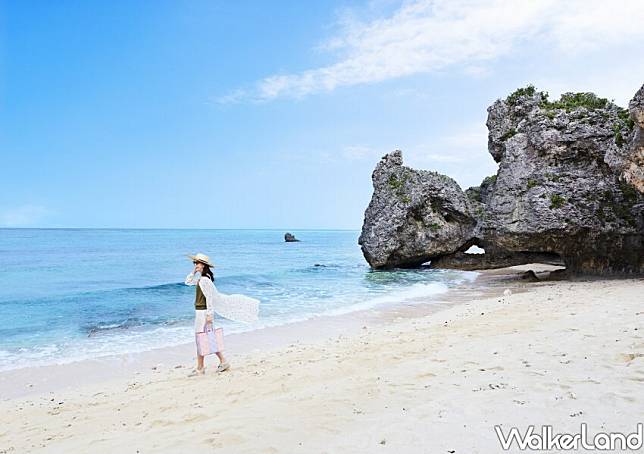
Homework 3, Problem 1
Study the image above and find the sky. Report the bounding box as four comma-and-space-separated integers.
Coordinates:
1, 0, 643, 229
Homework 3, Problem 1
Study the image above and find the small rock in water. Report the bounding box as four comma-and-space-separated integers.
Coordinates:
284, 232, 300, 242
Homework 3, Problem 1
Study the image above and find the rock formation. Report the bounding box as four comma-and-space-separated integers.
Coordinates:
623, 84, 644, 192
284, 232, 300, 242
359, 84, 644, 275
358, 150, 477, 268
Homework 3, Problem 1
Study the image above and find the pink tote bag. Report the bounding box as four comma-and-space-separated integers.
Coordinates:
195, 324, 225, 356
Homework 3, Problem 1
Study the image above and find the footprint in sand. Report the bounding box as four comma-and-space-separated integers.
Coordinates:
616, 352, 644, 364
182, 413, 208, 422
416, 372, 437, 378
149, 419, 172, 427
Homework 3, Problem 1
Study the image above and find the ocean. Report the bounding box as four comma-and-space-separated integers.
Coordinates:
0, 229, 476, 371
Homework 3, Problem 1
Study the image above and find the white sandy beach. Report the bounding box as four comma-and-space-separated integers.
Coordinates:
1, 267, 643, 453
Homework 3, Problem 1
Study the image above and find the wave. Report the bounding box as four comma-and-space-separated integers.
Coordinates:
0, 255, 480, 372
0, 278, 459, 372
82, 316, 189, 337
0, 281, 190, 307
0, 263, 364, 307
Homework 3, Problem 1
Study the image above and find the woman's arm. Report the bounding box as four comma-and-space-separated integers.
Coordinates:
185, 272, 200, 286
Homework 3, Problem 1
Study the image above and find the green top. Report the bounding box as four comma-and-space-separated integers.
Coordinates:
194, 282, 207, 310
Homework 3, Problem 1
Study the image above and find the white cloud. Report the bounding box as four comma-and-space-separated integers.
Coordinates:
222, 0, 644, 102
214, 88, 248, 105
1, 205, 51, 227
547, 1, 644, 54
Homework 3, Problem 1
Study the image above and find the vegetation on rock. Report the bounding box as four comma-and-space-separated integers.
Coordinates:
549, 194, 566, 209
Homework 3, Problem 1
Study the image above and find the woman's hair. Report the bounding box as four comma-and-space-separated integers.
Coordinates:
201, 264, 214, 281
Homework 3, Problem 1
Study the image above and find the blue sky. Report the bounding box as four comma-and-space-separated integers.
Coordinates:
1, 0, 643, 229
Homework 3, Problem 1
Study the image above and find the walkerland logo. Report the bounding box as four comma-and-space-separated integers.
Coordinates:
494, 423, 643, 451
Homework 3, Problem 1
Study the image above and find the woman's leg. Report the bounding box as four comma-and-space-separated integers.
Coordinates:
215, 351, 227, 364
194, 310, 206, 371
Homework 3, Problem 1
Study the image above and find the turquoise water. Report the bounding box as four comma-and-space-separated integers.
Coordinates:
0, 229, 476, 370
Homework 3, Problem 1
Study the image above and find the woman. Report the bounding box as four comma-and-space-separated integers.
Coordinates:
185, 253, 230, 376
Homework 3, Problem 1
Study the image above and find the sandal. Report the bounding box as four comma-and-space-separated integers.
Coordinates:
187, 367, 206, 377
216, 361, 230, 373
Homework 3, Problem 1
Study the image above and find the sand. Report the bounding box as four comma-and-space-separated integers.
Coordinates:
1, 267, 642, 453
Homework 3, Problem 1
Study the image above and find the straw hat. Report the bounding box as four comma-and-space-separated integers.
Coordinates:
187, 253, 215, 267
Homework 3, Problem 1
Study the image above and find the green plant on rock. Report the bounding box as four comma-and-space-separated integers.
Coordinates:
540, 92, 609, 112
549, 194, 566, 209
388, 174, 404, 190
466, 186, 482, 203
614, 131, 624, 147
527, 178, 538, 189
611, 108, 635, 147
388, 172, 413, 204
429, 223, 441, 232
506, 85, 537, 105
616, 107, 635, 131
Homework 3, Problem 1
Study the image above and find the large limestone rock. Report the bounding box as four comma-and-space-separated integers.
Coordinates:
359, 84, 644, 275
483, 86, 643, 274
358, 151, 476, 268
623, 84, 644, 192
